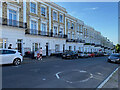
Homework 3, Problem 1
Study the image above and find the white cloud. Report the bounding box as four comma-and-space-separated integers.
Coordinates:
83, 7, 99, 11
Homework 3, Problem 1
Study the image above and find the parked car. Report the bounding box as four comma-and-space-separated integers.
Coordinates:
77, 51, 85, 58
0, 49, 23, 65
98, 52, 104, 56
62, 51, 78, 59
104, 53, 111, 56
94, 52, 99, 57
84, 52, 89, 58
108, 53, 120, 63
88, 52, 95, 57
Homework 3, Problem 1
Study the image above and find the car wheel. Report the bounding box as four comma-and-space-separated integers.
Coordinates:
13, 58, 21, 66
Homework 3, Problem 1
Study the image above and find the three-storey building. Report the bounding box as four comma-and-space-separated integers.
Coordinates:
0, 0, 114, 56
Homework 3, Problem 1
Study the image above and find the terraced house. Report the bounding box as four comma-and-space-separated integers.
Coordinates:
0, 0, 114, 56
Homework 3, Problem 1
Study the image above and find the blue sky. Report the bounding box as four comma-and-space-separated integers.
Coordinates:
54, 2, 118, 45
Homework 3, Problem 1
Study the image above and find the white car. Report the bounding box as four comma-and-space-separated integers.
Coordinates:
0, 49, 23, 65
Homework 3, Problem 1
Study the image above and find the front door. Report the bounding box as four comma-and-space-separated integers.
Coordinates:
17, 39, 22, 53
46, 43, 48, 56
63, 44, 65, 52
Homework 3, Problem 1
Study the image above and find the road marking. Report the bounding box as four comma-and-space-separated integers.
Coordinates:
97, 67, 119, 88
55, 72, 61, 79
42, 78, 46, 81
12, 65, 21, 68
55, 70, 93, 83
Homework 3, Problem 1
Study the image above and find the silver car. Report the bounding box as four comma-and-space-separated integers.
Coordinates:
108, 53, 120, 63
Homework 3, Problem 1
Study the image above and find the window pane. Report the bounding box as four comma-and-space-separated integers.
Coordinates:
41, 7, 45, 15
53, 12, 57, 20
9, 13, 12, 25
3, 50, 16, 54
13, 14, 17, 26
60, 15, 63, 22
31, 2, 36, 13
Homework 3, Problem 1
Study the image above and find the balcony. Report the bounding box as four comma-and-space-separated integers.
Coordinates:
25, 29, 67, 38
0, 18, 27, 28
91, 43, 95, 46
101, 46, 104, 48
84, 43, 91, 45
66, 39, 75, 42
104, 47, 108, 49
95, 44, 102, 47
66, 39, 85, 43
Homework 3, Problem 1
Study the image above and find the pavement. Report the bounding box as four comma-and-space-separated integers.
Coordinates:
2, 56, 120, 88
102, 67, 119, 88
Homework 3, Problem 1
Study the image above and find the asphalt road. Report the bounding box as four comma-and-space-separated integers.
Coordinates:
2, 56, 119, 88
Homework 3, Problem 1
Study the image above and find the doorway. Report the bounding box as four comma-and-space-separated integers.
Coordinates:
63, 44, 65, 52
17, 39, 23, 53
46, 43, 48, 56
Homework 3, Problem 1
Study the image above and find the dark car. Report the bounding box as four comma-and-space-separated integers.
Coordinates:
62, 51, 78, 59
94, 52, 99, 57
108, 53, 120, 63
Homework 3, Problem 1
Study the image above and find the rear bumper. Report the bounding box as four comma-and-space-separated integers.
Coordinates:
62, 55, 71, 59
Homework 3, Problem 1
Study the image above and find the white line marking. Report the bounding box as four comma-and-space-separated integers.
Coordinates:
55, 70, 93, 83
97, 67, 119, 88
55, 72, 61, 79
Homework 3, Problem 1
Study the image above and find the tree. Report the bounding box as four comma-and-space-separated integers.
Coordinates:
115, 44, 120, 53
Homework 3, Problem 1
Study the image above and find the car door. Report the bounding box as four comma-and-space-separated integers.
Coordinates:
2, 50, 16, 64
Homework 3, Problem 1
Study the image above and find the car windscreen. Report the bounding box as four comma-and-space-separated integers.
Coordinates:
111, 54, 120, 57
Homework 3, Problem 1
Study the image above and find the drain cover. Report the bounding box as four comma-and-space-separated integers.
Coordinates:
56, 70, 93, 83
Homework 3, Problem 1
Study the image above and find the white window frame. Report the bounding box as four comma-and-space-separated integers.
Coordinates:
67, 21, 70, 30
53, 26, 58, 35
8, 9, 17, 26
30, 2, 37, 14
41, 23, 47, 35
30, 17, 38, 34
72, 23, 74, 30
59, 13, 63, 23
41, 4, 47, 18
55, 44, 60, 52
68, 31, 70, 39
7, 4, 19, 22
53, 10, 58, 21
72, 32, 74, 39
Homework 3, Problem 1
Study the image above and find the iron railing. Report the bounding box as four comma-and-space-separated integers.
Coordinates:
0, 18, 27, 28
91, 43, 95, 46
95, 44, 102, 47
66, 39, 85, 43
25, 29, 68, 38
